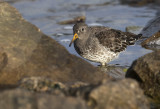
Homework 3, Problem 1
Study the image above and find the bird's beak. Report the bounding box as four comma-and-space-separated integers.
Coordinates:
69, 33, 78, 47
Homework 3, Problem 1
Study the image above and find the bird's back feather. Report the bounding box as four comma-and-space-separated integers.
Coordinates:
94, 28, 142, 53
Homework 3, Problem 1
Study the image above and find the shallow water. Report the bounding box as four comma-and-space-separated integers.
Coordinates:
8, 0, 156, 67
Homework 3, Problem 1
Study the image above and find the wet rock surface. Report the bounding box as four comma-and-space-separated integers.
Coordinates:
126, 50, 160, 101
120, 0, 160, 6
141, 31, 160, 50
140, 15, 160, 50
0, 2, 110, 87
141, 16, 160, 38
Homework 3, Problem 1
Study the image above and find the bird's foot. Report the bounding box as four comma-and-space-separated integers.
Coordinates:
97, 63, 108, 68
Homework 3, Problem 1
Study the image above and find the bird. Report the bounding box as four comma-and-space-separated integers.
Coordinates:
69, 23, 142, 66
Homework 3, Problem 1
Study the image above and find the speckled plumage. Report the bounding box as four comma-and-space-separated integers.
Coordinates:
69, 23, 142, 66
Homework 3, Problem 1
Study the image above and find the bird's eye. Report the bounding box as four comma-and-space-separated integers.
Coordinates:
81, 28, 85, 32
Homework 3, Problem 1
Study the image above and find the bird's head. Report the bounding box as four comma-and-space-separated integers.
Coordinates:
69, 23, 89, 47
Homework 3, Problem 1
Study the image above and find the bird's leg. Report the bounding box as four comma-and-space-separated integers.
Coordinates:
101, 62, 106, 67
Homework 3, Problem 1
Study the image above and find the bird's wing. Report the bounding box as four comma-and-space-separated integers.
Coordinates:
89, 26, 111, 32
95, 29, 142, 53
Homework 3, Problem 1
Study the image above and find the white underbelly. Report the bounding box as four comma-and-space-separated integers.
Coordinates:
81, 48, 118, 63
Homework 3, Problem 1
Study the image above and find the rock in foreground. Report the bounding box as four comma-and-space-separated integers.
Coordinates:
0, 2, 109, 87
61, 78, 149, 109
126, 50, 160, 100
0, 89, 88, 109
88, 79, 149, 109
16, 77, 150, 109
0, 77, 150, 109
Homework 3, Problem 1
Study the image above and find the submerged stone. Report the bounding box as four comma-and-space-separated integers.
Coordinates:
126, 26, 143, 35
58, 16, 86, 25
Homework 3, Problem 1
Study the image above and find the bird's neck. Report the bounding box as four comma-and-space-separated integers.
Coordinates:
74, 39, 85, 48
75, 35, 89, 47
74, 37, 89, 55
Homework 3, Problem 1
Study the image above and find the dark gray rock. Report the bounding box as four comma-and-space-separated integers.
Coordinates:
0, 89, 88, 109
140, 16, 160, 38
0, 2, 110, 87
140, 16, 160, 50
126, 50, 160, 101
120, 0, 160, 6
141, 30, 160, 50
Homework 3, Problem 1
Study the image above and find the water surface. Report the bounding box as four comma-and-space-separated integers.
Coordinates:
8, 0, 157, 67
